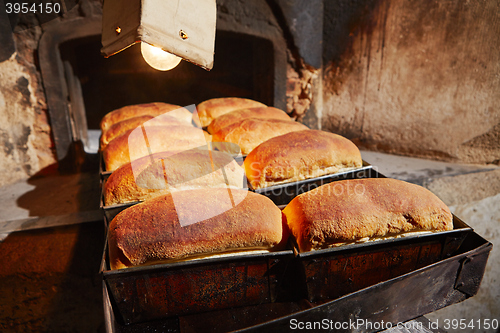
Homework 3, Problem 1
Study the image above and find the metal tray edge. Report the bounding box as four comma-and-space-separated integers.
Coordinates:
296, 214, 473, 258
252, 161, 373, 193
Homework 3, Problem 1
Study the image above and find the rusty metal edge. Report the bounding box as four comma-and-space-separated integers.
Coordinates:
235, 233, 492, 332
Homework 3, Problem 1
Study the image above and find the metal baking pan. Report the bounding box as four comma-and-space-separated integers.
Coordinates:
100, 162, 375, 222
101, 238, 296, 325
102, 231, 492, 333
99, 149, 245, 222
252, 161, 376, 207
99, 142, 245, 180
101, 201, 137, 224
292, 214, 472, 303
100, 214, 472, 327
99, 177, 138, 223
99, 152, 113, 179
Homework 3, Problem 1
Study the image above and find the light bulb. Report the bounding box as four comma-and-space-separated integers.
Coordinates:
140, 42, 182, 71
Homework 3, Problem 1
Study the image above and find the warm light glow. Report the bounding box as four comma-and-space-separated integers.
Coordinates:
140, 42, 182, 71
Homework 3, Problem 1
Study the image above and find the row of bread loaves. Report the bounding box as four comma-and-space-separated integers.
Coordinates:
101, 98, 279, 206
105, 98, 298, 270
102, 97, 304, 205
102, 98, 453, 271
101, 100, 286, 270
196, 98, 365, 189
108, 178, 453, 269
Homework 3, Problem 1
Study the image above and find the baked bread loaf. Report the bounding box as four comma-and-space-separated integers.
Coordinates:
207, 107, 292, 134
195, 97, 266, 127
244, 130, 363, 189
102, 125, 211, 171
283, 178, 453, 252
108, 189, 285, 269
100, 114, 190, 150
212, 118, 309, 155
100, 102, 192, 132
104, 150, 246, 206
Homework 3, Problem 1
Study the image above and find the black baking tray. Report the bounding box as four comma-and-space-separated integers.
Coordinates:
99, 142, 245, 181
101, 237, 296, 325
99, 178, 137, 223
102, 231, 492, 333
99, 151, 112, 179
292, 214, 472, 303
100, 213, 472, 327
252, 161, 376, 206
100, 162, 376, 221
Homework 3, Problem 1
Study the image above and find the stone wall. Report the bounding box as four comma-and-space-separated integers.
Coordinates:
321, 0, 500, 164
0, 1, 102, 187
0, 27, 55, 187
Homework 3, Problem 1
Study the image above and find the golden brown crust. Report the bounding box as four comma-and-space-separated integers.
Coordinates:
108, 189, 283, 269
282, 178, 454, 252
100, 114, 190, 150
212, 118, 309, 155
207, 107, 292, 134
100, 103, 192, 132
102, 125, 212, 171
195, 97, 266, 127
104, 150, 245, 206
244, 130, 363, 189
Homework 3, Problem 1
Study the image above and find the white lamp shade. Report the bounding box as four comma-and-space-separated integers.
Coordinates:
101, 0, 216, 70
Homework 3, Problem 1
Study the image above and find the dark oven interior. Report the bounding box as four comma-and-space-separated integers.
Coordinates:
59, 31, 275, 154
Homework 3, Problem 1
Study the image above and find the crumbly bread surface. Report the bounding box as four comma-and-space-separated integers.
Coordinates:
207, 107, 292, 134
283, 178, 453, 252
212, 118, 309, 155
102, 125, 211, 171
100, 114, 190, 149
244, 130, 362, 189
195, 97, 266, 127
104, 150, 245, 206
100, 102, 192, 132
108, 189, 284, 269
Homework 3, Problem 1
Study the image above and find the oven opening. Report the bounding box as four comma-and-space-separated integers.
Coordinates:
59, 31, 275, 155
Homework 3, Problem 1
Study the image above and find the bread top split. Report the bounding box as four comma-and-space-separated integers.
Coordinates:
195, 97, 266, 127
100, 102, 192, 132
212, 118, 309, 155
207, 106, 292, 134
100, 114, 191, 150
102, 125, 211, 171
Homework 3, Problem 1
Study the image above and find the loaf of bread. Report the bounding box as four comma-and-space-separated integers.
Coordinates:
104, 150, 246, 206
100, 114, 191, 150
207, 107, 292, 134
212, 118, 309, 155
102, 125, 211, 171
108, 189, 285, 269
244, 130, 363, 189
195, 97, 266, 127
100, 102, 192, 132
283, 178, 453, 252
